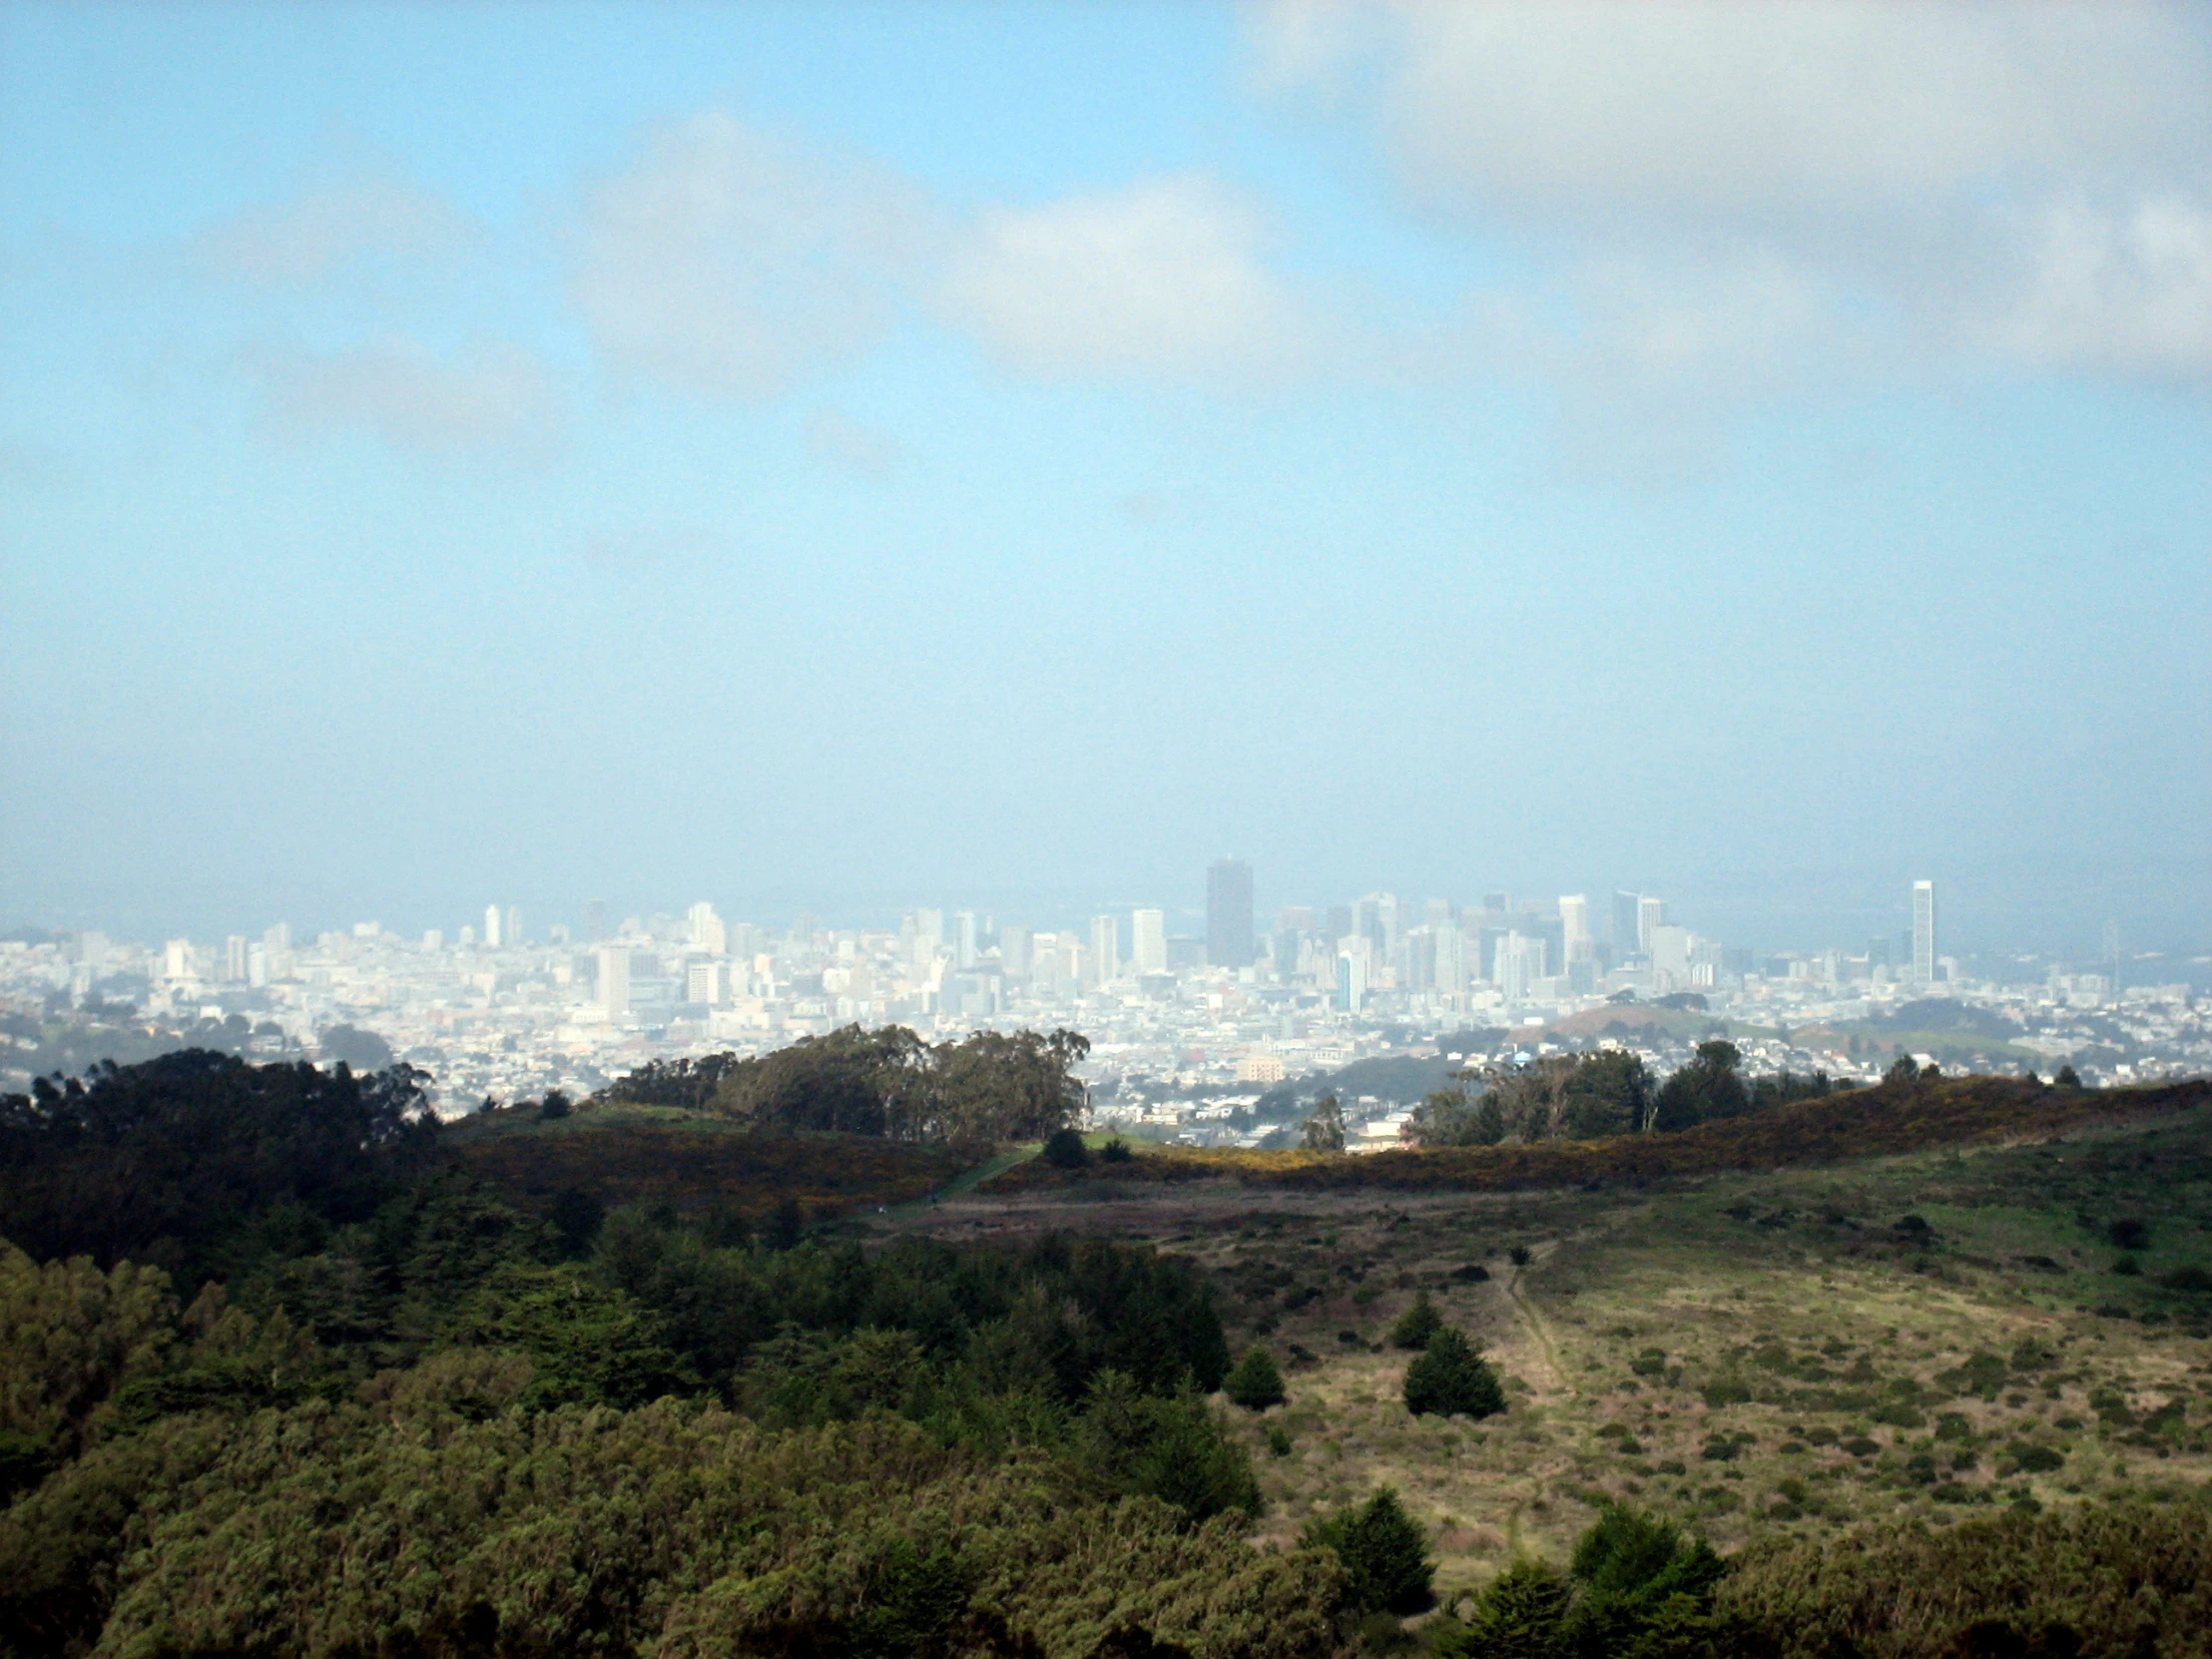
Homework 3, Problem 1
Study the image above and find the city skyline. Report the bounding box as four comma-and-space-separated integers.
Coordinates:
33, 868, 2204, 1004
14, 865, 2200, 1131
4, 3, 2206, 958
7, 854, 2179, 970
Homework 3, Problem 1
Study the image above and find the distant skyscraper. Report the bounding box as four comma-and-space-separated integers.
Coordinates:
1132, 908, 1167, 975
686, 960, 726, 1005
1495, 932, 1535, 1002
1559, 895, 1591, 959
955, 910, 978, 969
1432, 925, 1468, 996
225, 935, 249, 982
1335, 941, 1370, 1011
504, 906, 522, 948
263, 921, 291, 952
1352, 891, 1398, 951
1912, 880, 1936, 984
1207, 858, 1255, 968
1000, 925, 1033, 982
1637, 895, 1667, 954
1089, 914, 1120, 984
483, 904, 503, 948
598, 945, 631, 1015
584, 899, 608, 943
688, 901, 726, 954
1612, 890, 1641, 953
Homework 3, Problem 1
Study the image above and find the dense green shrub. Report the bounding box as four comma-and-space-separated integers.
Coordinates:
1041, 1127, 1091, 1168
0, 1402, 1329, 1659
1402, 1327, 1505, 1419
1448, 1557, 1572, 1659
1437, 1506, 1724, 1659
1303, 1487, 1433, 1615
1717, 1493, 2212, 1658
1225, 1346, 1287, 1410
1390, 1291, 1444, 1351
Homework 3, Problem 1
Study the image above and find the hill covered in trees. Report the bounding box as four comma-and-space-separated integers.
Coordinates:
0, 1046, 1321, 1657
600, 1023, 1090, 1146
6, 1044, 2212, 1658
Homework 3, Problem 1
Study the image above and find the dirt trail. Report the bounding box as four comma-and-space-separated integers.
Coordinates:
1500, 1242, 1570, 1395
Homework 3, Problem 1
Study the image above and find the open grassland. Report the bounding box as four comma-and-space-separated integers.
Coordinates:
902, 1094, 2212, 1606
989, 1075, 2211, 1196
448, 1106, 967, 1222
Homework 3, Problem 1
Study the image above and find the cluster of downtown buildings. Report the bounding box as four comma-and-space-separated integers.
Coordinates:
4, 867, 2203, 1126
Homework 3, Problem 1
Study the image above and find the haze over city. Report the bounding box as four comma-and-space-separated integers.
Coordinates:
3, 2, 2207, 957
10, 12, 2212, 1656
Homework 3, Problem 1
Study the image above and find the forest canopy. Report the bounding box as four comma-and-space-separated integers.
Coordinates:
600, 1023, 1090, 1146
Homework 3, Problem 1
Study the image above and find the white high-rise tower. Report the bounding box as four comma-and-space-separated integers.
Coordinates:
688, 901, 727, 955
1912, 880, 1936, 984
1089, 915, 1120, 984
1559, 894, 1591, 960
1132, 908, 1167, 975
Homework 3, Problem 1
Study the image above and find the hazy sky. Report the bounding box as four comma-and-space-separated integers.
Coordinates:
3, 2, 2208, 955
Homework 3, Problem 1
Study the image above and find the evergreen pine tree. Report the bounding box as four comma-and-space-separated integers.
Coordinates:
1302, 1487, 1434, 1614
1223, 1346, 1286, 1410
1458, 1557, 1571, 1659
1390, 1291, 1444, 1351
1402, 1326, 1505, 1419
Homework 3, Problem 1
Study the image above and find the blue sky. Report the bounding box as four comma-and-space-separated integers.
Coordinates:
3, 1, 2208, 955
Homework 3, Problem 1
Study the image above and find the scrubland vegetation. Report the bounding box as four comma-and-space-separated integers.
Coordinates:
4, 1038, 2211, 1657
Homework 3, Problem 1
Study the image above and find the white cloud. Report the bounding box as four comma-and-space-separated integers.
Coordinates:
567, 115, 1350, 394
936, 175, 1321, 382
1260, 2, 2208, 225
1993, 196, 2212, 379
1250, 0, 2212, 387
243, 335, 561, 457
570, 113, 932, 400
193, 174, 478, 285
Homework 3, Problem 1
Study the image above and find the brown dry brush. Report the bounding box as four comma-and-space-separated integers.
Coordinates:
457, 1124, 966, 1224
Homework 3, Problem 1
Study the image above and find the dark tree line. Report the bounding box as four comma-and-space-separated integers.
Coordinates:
599, 1024, 1090, 1148
1408, 1041, 1838, 1149
0, 1046, 1280, 1659
0, 1050, 437, 1284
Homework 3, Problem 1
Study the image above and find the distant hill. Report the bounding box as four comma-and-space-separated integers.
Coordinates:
1247, 1030, 1508, 1121
1871, 997, 2018, 1038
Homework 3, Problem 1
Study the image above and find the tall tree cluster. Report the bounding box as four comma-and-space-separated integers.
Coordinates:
603, 1024, 1092, 1148
1407, 1042, 1838, 1149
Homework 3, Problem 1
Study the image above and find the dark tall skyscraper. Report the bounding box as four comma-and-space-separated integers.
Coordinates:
1206, 857, 1255, 968
1612, 889, 1642, 953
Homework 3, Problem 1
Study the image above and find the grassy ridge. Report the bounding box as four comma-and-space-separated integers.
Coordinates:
993, 1076, 2212, 1195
